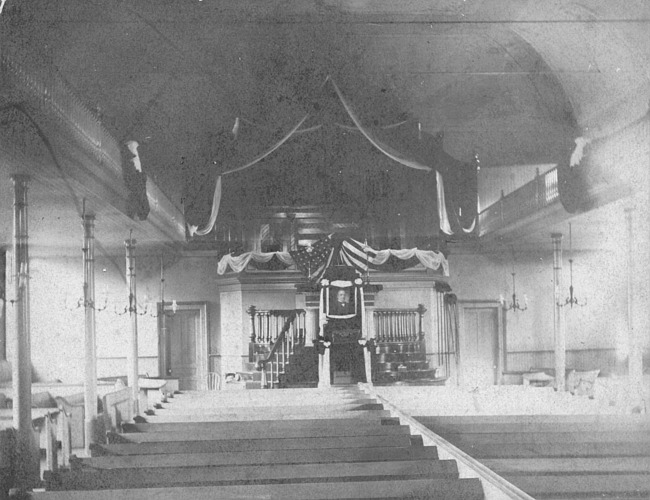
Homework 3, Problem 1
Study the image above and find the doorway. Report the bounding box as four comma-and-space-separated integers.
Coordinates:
159, 302, 208, 390
458, 301, 503, 387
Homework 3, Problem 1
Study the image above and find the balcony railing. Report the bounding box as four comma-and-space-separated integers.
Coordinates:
478, 167, 559, 236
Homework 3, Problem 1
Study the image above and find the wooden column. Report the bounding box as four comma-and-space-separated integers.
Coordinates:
319, 347, 331, 388
82, 214, 97, 453
0, 250, 6, 361
11, 174, 39, 486
125, 238, 140, 415
159, 256, 170, 376
552, 232, 566, 391
625, 207, 643, 400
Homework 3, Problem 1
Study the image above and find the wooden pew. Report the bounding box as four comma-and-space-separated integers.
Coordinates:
70, 445, 440, 469
29, 477, 485, 499
417, 413, 650, 498
109, 423, 411, 443
45, 459, 459, 490
121, 416, 401, 435
91, 433, 423, 455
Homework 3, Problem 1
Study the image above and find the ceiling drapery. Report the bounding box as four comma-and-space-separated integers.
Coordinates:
187, 77, 478, 238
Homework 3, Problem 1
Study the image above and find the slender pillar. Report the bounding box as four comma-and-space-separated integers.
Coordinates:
551, 233, 566, 391
82, 214, 97, 453
125, 238, 139, 415
159, 256, 169, 376
625, 207, 643, 401
319, 347, 331, 388
11, 175, 39, 486
0, 250, 6, 360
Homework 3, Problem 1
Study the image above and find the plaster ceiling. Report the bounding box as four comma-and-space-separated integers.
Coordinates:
0, 0, 648, 254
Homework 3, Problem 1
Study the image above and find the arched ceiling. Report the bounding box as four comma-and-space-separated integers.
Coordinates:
1, 0, 648, 211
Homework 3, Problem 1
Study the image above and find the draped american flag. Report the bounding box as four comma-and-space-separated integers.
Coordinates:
339, 237, 377, 272
290, 236, 335, 281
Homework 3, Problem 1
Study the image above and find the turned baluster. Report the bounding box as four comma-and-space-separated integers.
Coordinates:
417, 303, 427, 342
248, 305, 257, 344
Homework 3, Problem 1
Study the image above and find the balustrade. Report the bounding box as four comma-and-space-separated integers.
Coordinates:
373, 306, 425, 343
247, 308, 306, 388
478, 166, 560, 236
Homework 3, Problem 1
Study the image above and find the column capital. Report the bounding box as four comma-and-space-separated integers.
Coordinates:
10, 174, 31, 184
551, 232, 563, 240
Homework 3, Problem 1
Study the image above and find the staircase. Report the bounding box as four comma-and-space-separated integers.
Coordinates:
33, 386, 485, 499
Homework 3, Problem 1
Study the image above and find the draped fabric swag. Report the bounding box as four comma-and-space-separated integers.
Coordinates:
217, 236, 449, 277
188, 76, 477, 237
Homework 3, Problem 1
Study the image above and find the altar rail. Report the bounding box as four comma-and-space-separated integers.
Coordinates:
373, 305, 426, 343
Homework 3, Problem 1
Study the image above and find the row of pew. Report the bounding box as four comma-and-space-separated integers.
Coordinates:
416, 414, 650, 499
27, 386, 485, 499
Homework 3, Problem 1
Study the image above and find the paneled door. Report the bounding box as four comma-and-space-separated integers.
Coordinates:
168, 309, 199, 390
160, 302, 208, 391
458, 302, 503, 387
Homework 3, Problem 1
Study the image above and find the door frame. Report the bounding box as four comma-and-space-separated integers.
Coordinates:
158, 301, 209, 390
458, 300, 505, 386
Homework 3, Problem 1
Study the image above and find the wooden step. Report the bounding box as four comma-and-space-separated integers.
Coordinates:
110, 423, 410, 443
72, 446, 439, 469
139, 409, 391, 423
93, 434, 423, 456
29, 477, 485, 499
47, 459, 458, 490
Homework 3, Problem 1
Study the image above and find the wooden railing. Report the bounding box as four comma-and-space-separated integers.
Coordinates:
373, 305, 426, 343
478, 167, 559, 236
248, 308, 306, 388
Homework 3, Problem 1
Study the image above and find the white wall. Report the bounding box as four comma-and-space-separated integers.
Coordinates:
448, 245, 642, 359
5, 251, 221, 384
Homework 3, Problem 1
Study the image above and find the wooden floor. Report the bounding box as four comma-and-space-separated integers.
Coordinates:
416, 414, 650, 499
29, 387, 484, 499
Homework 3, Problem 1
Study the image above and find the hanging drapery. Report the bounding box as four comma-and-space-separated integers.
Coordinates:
328, 78, 432, 172
187, 115, 309, 236
188, 175, 222, 237
217, 251, 293, 274
189, 76, 477, 238
339, 238, 449, 276
216, 235, 449, 277
436, 172, 453, 235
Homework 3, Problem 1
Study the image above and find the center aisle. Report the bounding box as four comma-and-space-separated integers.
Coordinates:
31, 386, 484, 500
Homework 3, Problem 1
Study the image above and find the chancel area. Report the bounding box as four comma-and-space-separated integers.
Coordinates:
0, 1, 649, 498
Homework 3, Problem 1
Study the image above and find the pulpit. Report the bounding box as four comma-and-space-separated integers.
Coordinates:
318, 266, 367, 385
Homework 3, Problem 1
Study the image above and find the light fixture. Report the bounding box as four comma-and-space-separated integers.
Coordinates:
500, 248, 528, 312
559, 223, 586, 308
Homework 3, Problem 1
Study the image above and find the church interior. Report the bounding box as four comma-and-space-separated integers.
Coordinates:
0, 1, 649, 498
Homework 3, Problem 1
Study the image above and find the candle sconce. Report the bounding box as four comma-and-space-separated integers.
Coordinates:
559, 223, 587, 308
500, 272, 528, 312
64, 294, 108, 312
500, 248, 528, 312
